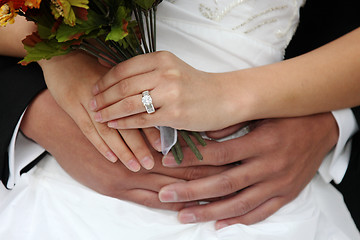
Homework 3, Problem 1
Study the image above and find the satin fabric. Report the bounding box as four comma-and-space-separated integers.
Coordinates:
1, 0, 359, 239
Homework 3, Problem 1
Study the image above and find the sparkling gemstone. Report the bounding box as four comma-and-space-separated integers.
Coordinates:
142, 95, 152, 105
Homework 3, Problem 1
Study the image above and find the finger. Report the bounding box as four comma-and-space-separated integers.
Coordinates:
90, 70, 159, 111
119, 129, 155, 170
215, 197, 286, 229
162, 134, 259, 167
125, 189, 191, 211
106, 109, 169, 129
72, 106, 118, 163
142, 127, 162, 152
95, 85, 167, 123
94, 94, 145, 122
158, 164, 266, 202
86, 107, 142, 172
93, 53, 158, 94
176, 181, 278, 224
206, 122, 250, 139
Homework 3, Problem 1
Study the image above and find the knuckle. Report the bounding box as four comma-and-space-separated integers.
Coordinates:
233, 199, 253, 216
139, 196, 158, 208
116, 80, 129, 97
99, 124, 115, 136
168, 107, 182, 121
79, 119, 96, 136
217, 173, 237, 194
193, 209, 214, 222
213, 147, 230, 165
180, 187, 197, 201
156, 51, 174, 63
183, 167, 203, 180
122, 98, 135, 114
136, 115, 148, 126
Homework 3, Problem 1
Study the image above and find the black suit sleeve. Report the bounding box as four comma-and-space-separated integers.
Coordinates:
0, 56, 46, 188
285, 0, 360, 230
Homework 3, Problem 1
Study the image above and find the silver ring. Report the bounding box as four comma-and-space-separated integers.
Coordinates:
141, 90, 155, 114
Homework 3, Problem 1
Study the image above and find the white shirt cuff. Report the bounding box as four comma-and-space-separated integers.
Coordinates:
318, 109, 358, 184
7, 110, 46, 189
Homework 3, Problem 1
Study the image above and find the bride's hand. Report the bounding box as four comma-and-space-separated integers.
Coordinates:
39, 51, 160, 171
89, 51, 236, 131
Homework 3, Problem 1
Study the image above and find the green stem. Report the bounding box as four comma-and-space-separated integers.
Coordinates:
76, 44, 115, 67
95, 38, 123, 62
190, 132, 207, 146
144, 11, 153, 52
135, 7, 150, 53
179, 130, 203, 161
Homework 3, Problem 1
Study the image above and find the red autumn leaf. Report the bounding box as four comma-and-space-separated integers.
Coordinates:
0, 0, 25, 9
22, 31, 42, 47
73, 7, 88, 21
69, 32, 84, 40
122, 19, 128, 34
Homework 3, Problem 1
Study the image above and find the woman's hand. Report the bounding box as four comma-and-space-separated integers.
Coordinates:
89, 51, 237, 132
39, 51, 159, 171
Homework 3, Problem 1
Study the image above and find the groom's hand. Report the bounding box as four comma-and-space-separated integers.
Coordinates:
21, 90, 229, 210
159, 113, 339, 228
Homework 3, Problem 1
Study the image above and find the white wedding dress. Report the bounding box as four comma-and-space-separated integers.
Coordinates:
1, 1, 359, 239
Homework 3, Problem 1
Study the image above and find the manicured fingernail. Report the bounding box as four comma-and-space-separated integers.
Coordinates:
179, 213, 196, 224
141, 156, 154, 170
154, 139, 162, 152
94, 112, 102, 122
108, 121, 118, 128
162, 154, 177, 167
92, 84, 99, 95
215, 222, 229, 230
89, 98, 97, 111
159, 189, 178, 202
127, 159, 141, 172
105, 151, 118, 163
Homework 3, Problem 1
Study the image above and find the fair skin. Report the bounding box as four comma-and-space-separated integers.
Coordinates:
1, 16, 340, 229
0, 16, 159, 172
21, 89, 229, 210
90, 28, 360, 131
21, 90, 339, 229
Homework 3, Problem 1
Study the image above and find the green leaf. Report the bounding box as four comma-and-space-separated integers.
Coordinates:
105, 6, 130, 42
132, 0, 156, 10
20, 40, 71, 65
56, 10, 107, 42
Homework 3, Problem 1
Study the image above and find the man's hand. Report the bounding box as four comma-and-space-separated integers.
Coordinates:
159, 114, 339, 228
21, 90, 228, 210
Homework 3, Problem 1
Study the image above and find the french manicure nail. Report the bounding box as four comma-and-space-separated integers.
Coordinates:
94, 112, 102, 122
105, 151, 118, 163
179, 213, 196, 224
92, 84, 100, 95
108, 121, 118, 128
141, 156, 154, 170
159, 189, 178, 202
89, 99, 97, 111
162, 154, 177, 167
154, 139, 162, 152
127, 159, 141, 172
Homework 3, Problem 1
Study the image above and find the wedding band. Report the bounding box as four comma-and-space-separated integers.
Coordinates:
141, 90, 155, 114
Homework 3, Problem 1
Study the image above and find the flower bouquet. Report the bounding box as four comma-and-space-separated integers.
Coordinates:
0, 0, 206, 163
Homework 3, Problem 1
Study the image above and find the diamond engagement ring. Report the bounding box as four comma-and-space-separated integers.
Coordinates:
141, 90, 155, 114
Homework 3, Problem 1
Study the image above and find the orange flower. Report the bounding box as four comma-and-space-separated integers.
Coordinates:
24, 0, 41, 9
0, 3, 16, 26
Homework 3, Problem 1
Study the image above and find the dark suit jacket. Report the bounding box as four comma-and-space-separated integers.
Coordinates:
0, 56, 46, 187
285, 0, 360, 230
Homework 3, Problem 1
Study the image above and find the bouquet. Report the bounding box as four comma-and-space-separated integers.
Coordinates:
0, 0, 206, 163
